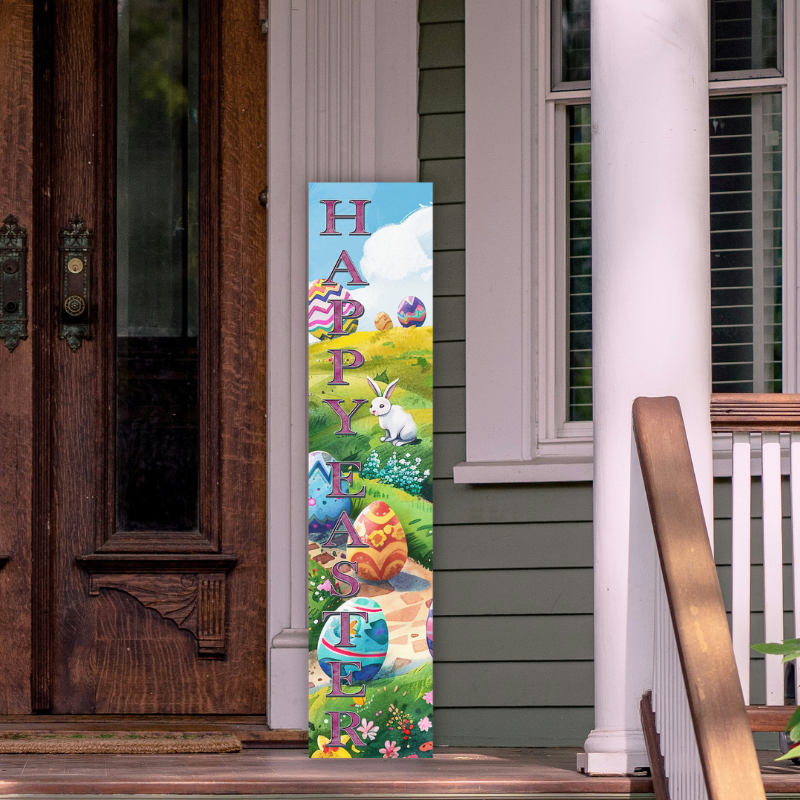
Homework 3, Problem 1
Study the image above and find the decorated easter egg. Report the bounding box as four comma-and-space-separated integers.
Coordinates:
374, 311, 393, 331
426, 603, 433, 656
308, 451, 352, 545
397, 295, 426, 328
317, 597, 389, 683
308, 279, 359, 340
348, 501, 408, 581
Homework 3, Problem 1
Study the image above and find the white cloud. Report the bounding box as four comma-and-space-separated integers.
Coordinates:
359, 206, 433, 282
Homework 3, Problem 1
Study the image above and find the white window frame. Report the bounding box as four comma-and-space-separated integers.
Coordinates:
456, 0, 800, 484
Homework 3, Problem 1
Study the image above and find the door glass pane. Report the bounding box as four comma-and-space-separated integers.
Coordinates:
710, 93, 782, 393
554, 0, 591, 87
567, 104, 592, 422
711, 0, 781, 76
116, 0, 200, 531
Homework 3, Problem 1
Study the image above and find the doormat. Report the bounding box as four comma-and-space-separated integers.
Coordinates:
0, 732, 241, 754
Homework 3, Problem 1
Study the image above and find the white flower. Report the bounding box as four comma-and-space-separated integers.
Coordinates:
356, 719, 379, 741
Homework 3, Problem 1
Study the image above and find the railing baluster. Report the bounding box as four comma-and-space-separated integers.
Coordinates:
731, 431, 752, 703
791, 432, 800, 702
762, 431, 784, 705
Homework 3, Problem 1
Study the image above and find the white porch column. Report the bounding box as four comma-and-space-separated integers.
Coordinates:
577, 0, 714, 776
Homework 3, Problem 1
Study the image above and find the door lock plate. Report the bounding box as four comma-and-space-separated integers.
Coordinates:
58, 216, 93, 351
0, 215, 28, 352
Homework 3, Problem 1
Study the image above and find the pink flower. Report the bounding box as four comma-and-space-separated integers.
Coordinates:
379, 740, 400, 758
423, 691, 433, 705
319, 579, 332, 592
418, 716, 432, 732
406, 754, 419, 758
356, 719, 379, 741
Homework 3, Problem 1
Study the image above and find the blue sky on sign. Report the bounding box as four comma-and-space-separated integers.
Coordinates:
309, 182, 433, 334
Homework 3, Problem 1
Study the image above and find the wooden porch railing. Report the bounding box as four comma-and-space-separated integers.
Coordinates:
711, 393, 800, 719
633, 396, 765, 800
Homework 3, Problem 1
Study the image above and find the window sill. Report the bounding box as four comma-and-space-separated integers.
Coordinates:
453, 456, 593, 484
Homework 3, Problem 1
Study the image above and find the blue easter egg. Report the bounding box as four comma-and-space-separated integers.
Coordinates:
317, 597, 389, 683
308, 451, 352, 545
426, 602, 433, 656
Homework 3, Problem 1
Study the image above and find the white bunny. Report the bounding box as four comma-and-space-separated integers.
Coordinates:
366, 377, 418, 445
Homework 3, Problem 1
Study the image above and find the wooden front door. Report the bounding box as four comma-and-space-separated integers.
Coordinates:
0, 0, 266, 716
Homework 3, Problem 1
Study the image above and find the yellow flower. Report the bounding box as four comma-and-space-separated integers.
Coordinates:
390, 526, 405, 541
369, 530, 387, 548
312, 735, 352, 758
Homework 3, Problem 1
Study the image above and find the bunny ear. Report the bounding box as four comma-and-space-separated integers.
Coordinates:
366, 376, 381, 396
384, 378, 400, 399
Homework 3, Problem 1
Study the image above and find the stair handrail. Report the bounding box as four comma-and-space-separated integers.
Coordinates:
633, 396, 765, 800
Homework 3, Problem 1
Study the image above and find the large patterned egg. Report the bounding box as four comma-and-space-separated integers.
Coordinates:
397, 295, 426, 328
317, 597, 389, 683
308, 451, 352, 545
374, 311, 393, 331
348, 501, 408, 581
308, 279, 359, 340
426, 603, 433, 656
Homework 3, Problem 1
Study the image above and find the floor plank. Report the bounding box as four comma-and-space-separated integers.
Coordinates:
759, 748, 800, 794
0, 747, 656, 796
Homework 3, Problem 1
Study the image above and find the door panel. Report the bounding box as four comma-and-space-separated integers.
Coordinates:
9, 0, 267, 715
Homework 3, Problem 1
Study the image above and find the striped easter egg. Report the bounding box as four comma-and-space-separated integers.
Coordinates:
308, 279, 359, 340
397, 295, 426, 328
317, 597, 389, 683
348, 501, 408, 582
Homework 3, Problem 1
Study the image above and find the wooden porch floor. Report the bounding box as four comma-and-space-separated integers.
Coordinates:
0, 746, 797, 797
0, 746, 654, 797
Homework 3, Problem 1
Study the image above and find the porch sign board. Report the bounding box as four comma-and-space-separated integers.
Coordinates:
308, 183, 433, 759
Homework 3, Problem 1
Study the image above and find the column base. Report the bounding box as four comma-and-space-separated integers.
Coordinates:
577, 728, 650, 776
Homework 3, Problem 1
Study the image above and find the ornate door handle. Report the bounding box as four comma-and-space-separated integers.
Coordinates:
58, 215, 93, 351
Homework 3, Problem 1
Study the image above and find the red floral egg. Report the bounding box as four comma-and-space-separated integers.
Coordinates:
348, 501, 408, 581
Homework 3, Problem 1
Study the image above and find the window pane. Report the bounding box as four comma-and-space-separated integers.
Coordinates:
711, 0, 780, 75
567, 104, 592, 422
710, 92, 782, 393
555, 0, 590, 86
116, 0, 201, 531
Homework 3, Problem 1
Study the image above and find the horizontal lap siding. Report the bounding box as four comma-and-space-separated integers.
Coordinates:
420, 0, 594, 747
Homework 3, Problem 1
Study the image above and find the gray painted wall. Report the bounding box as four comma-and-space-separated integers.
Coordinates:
420, 0, 792, 753
421, 0, 595, 747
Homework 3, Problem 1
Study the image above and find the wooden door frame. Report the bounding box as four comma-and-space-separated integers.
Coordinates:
0, 0, 269, 720
0, 0, 35, 715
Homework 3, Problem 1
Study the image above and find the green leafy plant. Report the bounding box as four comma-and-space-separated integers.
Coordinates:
752, 638, 800, 760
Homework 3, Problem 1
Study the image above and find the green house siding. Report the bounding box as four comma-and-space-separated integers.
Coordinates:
421, 0, 595, 747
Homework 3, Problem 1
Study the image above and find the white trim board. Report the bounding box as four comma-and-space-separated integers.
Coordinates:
266, 0, 418, 728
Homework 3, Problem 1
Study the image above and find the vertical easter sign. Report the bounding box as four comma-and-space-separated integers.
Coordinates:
308, 184, 433, 759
